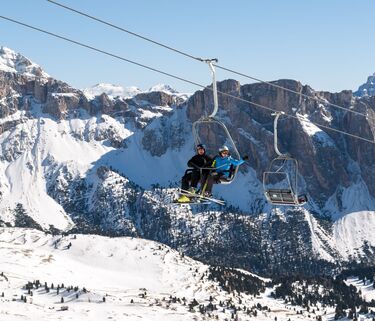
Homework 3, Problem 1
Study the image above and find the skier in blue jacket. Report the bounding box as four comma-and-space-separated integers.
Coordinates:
203, 145, 248, 197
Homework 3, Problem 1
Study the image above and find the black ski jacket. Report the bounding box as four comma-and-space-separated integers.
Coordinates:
187, 154, 213, 169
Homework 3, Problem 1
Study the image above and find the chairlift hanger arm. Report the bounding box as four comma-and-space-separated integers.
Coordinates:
198, 58, 219, 118
272, 111, 286, 157
191, 58, 242, 184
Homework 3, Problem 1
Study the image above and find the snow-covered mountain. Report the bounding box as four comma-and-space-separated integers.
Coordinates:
1, 46, 375, 278
82, 83, 190, 101
0, 46, 49, 79
82, 83, 142, 100
148, 83, 179, 94
354, 73, 375, 97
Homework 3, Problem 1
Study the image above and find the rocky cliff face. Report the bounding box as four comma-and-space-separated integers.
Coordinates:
1, 47, 375, 277
186, 79, 375, 208
354, 73, 375, 97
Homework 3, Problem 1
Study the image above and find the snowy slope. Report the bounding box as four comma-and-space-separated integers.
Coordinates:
0, 105, 132, 230
0, 227, 338, 321
333, 211, 375, 259
346, 277, 375, 302
0, 228, 215, 321
298, 114, 335, 147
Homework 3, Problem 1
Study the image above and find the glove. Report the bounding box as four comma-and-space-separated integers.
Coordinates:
242, 155, 249, 161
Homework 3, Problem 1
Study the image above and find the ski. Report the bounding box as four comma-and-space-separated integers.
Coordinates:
179, 189, 225, 206
172, 199, 211, 205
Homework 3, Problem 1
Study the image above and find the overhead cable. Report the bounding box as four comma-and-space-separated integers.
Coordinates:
46, 0, 202, 62
46, 0, 371, 121
0, 15, 374, 145
0, 16, 203, 89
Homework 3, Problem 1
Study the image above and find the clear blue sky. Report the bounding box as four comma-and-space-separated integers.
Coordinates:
1, 0, 374, 93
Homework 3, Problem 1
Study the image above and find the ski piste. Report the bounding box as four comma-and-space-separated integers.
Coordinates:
178, 188, 226, 205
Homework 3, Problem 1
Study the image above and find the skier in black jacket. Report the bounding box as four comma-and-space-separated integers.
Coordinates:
178, 144, 212, 202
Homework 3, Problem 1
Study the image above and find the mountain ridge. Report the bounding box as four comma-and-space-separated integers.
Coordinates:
354, 73, 375, 97
1, 46, 375, 277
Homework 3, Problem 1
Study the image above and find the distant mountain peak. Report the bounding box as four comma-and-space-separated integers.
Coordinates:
82, 83, 183, 100
354, 73, 375, 97
82, 83, 142, 100
148, 83, 178, 94
0, 46, 49, 78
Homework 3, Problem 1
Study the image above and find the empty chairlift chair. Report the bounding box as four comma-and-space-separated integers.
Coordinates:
263, 112, 307, 206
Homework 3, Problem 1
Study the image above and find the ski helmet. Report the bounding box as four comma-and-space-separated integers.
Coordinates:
219, 145, 229, 153
196, 144, 206, 150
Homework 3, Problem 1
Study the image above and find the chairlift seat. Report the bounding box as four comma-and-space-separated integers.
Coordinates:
217, 164, 235, 183
218, 176, 231, 183
265, 188, 307, 206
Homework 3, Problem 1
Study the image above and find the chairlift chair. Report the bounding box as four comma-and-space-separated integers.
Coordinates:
263, 112, 307, 206
191, 59, 241, 184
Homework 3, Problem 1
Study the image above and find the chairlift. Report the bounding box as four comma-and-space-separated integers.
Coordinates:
263, 112, 307, 206
191, 59, 241, 184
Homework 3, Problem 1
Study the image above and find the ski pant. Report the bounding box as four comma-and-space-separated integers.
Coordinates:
181, 170, 201, 190
202, 172, 225, 194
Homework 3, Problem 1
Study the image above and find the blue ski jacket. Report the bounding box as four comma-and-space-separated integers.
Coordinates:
212, 155, 245, 177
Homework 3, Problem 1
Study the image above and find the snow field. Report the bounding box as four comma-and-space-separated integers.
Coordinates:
0, 227, 344, 321
0, 228, 213, 320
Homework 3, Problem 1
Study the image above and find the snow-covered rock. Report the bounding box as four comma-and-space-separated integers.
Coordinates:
82, 82, 191, 103
82, 83, 142, 100
0, 46, 49, 79
354, 73, 375, 97
148, 83, 178, 94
